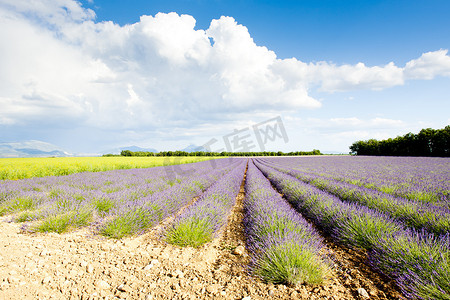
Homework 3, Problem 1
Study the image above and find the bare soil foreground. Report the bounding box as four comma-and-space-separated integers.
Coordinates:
0, 183, 401, 299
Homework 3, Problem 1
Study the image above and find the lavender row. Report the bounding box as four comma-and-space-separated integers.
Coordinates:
165, 159, 247, 247
244, 160, 328, 285
260, 156, 450, 206
254, 161, 450, 300
257, 159, 450, 236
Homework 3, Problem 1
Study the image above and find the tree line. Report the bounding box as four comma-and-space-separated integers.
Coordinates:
349, 126, 450, 157
103, 149, 322, 157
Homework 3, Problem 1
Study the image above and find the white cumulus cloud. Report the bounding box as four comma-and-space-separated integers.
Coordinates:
404, 49, 450, 80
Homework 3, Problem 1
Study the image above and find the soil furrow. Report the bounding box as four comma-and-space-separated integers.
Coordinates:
320, 236, 402, 299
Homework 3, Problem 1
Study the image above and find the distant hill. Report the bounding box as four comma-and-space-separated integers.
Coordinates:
0, 140, 72, 158
181, 144, 208, 153
121, 146, 158, 153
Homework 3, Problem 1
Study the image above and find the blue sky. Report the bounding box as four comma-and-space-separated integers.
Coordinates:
0, 0, 449, 155
86, 0, 450, 63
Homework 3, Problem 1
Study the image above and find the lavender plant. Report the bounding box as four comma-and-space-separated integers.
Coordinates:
244, 161, 328, 286
370, 231, 450, 300
100, 207, 156, 239
35, 209, 93, 233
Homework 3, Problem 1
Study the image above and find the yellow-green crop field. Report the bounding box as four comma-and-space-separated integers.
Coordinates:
0, 156, 216, 180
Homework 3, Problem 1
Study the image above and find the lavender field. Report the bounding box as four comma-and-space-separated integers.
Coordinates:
1, 156, 449, 299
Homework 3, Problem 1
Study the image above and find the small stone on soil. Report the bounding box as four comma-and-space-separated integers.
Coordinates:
357, 287, 370, 299
173, 269, 184, 278
7, 277, 18, 284
206, 283, 221, 294
96, 280, 110, 290
117, 283, 132, 293
42, 276, 52, 284
86, 265, 94, 273
144, 259, 160, 271
233, 245, 245, 256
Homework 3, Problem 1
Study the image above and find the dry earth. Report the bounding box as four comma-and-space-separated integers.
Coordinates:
0, 177, 402, 300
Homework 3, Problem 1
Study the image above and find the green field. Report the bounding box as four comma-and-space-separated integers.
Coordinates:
0, 156, 216, 180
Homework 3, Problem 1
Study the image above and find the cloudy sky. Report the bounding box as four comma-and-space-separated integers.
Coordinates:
1, 0, 449, 154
